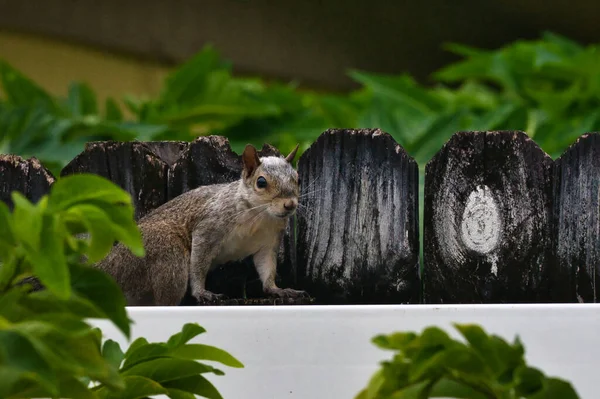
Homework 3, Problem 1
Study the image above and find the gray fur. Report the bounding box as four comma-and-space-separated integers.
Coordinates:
95, 145, 306, 305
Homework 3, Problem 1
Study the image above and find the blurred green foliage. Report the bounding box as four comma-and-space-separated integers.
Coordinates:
356, 323, 580, 398
1, 31, 599, 177
0, 174, 242, 398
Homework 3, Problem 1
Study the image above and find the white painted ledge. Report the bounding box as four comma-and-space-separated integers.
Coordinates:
92, 304, 600, 399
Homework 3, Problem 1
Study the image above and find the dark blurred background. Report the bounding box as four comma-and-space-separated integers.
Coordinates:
1, 0, 599, 175
1, 0, 599, 96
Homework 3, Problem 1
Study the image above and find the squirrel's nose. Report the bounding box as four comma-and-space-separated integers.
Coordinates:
284, 199, 297, 211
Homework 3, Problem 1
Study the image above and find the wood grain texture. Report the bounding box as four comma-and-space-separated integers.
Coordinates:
296, 128, 420, 304
553, 133, 600, 303
0, 155, 55, 210
61, 141, 180, 220
424, 131, 554, 304
169, 136, 299, 302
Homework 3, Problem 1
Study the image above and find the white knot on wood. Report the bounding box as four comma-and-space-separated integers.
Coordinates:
460, 185, 501, 254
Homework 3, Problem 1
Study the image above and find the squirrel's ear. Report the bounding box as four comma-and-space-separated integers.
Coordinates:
242, 144, 261, 178
285, 144, 300, 164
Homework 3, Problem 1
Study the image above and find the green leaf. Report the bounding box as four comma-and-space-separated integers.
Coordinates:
530, 377, 581, 399
167, 388, 198, 399
349, 70, 444, 114
103, 339, 125, 370
163, 46, 222, 101
66, 199, 144, 258
541, 32, 583, 55
362, 369, 385, 399
105, 98, 124, 121
487, 335, 525, 384
0, 200, 16, 251
0, 60, 56, 110
121, 343, 169, 370
417, 327, 453, 348
0, 330, 57, 398
14, 376, 98, 399
123, 337, 149, 358
387, 381, 432, 399
170, 344, 244, 368
11, 193, 71, 298
162, 375, 223, 399
56, 376, 98, 399
45, 174, 145, 259
66, 204, 127, 262
69, 263, 131, 338
442, 42, 487, 57
0, 283, 28, 319
47, 173, 133, 212
13, 320, 122, 389
115, 121, 171, 141
166, 323, 207, 348
19, 313, 93, 335
429, 377, 488, 399
30, 213, 70, 298
10, 191, 43, 251
0, 255, 18, 291
121, 358, 223, 383
16, 289, 106, 324
354, 389, 367, 399
514, 366, 545, 396
372, 332, 417, 351
454, 324, 501, 375
66, 82, 98, 117
411, 345, 487, 382
469, 103, 519, 132
96, 375, 168, 399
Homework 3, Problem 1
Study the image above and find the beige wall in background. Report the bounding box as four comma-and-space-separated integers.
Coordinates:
0, 30, 170, 108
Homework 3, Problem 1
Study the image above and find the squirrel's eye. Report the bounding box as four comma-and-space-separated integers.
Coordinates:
256, 176, 268, 189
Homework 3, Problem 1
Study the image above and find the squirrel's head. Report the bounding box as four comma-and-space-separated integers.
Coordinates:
240, 144, 300, 219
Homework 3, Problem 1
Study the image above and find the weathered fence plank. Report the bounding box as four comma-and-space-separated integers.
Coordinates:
168, 136, 282, 199
0, 155, 54, 210
296, 128, 420, 304
424, 131, 555, 304
61, 141, 183, 220
553, 133, 600, 303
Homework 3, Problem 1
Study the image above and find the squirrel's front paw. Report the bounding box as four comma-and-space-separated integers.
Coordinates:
193, 289, 227, 303
265, 287, 309, 299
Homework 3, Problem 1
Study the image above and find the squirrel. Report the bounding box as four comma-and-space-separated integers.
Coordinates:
95, 143, 307, 306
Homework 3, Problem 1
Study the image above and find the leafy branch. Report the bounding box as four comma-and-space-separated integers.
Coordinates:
0, 174, 242, 398
3, 32, 599, 178
356, 324, 580, 399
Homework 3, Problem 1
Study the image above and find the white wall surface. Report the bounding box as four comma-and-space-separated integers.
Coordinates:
92, 304, 600, 399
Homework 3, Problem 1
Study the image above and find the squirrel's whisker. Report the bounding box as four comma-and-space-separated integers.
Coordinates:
300, 175, 322, 192
225, 203, 270, 224
298, 188, 325, 199
247, 207, 269, 227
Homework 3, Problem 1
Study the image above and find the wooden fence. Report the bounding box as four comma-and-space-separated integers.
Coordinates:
1, 129, 598, 305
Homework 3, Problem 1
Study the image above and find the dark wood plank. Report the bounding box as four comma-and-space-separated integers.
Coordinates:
0, 155, 55, 210
423, 131, 554, 304
553, 133, 600, 303
296, 128, 420, 304
60, 141, 182, 220
168, 136, 280, 198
